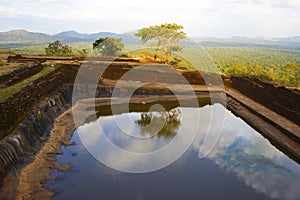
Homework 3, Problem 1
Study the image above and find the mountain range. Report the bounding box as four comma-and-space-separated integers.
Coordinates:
0, 29, 300, 49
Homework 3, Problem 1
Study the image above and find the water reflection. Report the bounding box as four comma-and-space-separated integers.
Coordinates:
193, 105, 300, 200
136, 109, 181, 138
49, 104, 300, 200
77, 107, 196, 173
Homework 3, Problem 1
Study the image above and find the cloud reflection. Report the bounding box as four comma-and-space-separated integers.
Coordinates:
78, 104, 300, 199
77, 107, 198, 173
194, 105, 300, 200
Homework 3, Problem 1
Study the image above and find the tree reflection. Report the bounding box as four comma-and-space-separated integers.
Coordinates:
136, 108, 181, 138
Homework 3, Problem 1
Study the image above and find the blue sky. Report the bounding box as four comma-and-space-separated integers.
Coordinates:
0, 0, 299, 37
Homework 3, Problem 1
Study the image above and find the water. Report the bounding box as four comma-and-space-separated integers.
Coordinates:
46, 104, 300, 200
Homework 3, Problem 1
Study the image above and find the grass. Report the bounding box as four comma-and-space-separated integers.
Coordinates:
204, 46, 300, 69
68, 42, 92, 50
124, 44, 300, 68
12, 44, 48, 56
0, 65, 57, 101
3, 43, 300, 86
8, 43, 300, 69
0, 61, 34, 75
124, 47, 197, 70
11, 42, 93, 56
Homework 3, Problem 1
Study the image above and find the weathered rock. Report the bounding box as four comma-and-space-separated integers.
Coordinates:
0, 61, 44, 88
231, 76, 300, 125
0, 64, 79, 134
0, 85, 72, 184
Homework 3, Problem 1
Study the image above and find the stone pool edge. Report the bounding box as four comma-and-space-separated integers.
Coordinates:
16, 96, 200, 199
16, 93, 300, 199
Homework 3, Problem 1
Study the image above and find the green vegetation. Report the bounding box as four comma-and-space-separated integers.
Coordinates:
0, 61, 33, 75
9, 42, 92, 56
45, 40, 73, 56
205, 47, 300, 69
2, 41, 299, 87
93, 37, 124, 56
9, 44, 47, 56
0, 49, 16, 54
203, 47, 300, 87
125, 48, 194, 70
125, 45, 300, 87
135, 23, 186, 63
223, 62, 300, 87
0, 65, 57, 101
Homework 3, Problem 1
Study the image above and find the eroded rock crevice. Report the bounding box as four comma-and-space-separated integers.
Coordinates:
0, 85, 72, 180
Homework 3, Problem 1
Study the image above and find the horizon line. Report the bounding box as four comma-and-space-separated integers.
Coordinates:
0, 29, 300, 39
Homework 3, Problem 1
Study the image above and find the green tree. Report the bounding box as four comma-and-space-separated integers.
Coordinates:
45, 40, 72, 56
135, 23, 186, 63
247, 65, 269, 79
93, 37, 124, 56
224, 62, 248, 76
279, 63, 300, 86
136, 109, 181, 138
78, 49, 88, 57
267, 64, 281, 81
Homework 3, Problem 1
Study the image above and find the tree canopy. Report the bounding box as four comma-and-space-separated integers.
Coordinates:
136, 109, 181, 138
45, 40, 72, 56
223, 62, 300, 87
93, 37, 124, 56
135, 23, 186, 63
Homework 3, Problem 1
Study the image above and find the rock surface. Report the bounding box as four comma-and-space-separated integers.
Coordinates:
231, 76, 300, 125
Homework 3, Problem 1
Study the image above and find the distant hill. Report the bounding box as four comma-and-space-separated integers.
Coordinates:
194, 36, 300, 49
0, 30, 54, 48
0, 30, 52, 42
0, 29, 138, 48
0, 29, 77, 48
54, 30, 117, 41
117, 32, 140, 44
54, 31, 139, 44
0, 29, 299, 49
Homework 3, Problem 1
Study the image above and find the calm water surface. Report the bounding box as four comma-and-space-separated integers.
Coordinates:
46, 104, 300, 200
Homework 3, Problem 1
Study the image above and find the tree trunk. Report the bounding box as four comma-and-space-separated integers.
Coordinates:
165, 51, 169, 64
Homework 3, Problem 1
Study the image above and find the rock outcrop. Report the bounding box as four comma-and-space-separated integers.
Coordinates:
231, 76, 300, 125
0, 64, 79, 135
0, 85, 72, 182
0, 61, 44, 88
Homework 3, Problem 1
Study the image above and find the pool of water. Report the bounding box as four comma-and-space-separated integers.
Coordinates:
46, 104, 300, 200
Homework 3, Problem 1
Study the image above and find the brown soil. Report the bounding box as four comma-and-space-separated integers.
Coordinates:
0, 56, 298, 200
16, 108, 76, 200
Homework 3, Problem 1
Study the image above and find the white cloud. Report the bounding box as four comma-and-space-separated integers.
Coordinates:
0, 0, 299, 36
0, 6, 25, 17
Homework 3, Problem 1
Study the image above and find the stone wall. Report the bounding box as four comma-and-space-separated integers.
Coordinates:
0, 61, 44, 88
0, 64, 79, 134
231, 76, 300, 125
0, 85, 72, 180
84, 63, 223, 85
0, 63, 81, 184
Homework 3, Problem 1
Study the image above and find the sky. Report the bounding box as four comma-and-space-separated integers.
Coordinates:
0, 0, 299, 37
